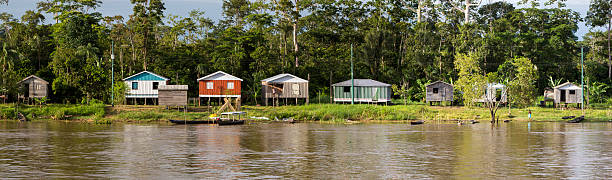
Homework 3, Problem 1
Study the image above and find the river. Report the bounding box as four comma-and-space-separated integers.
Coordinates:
1, 121, 612, 179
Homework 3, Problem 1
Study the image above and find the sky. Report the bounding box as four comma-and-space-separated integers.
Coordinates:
0, 0, 592, 40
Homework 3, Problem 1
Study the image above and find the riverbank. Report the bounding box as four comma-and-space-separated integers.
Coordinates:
1, 103, 611, 123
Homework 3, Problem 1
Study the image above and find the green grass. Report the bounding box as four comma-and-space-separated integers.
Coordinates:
0, 103, 106, 121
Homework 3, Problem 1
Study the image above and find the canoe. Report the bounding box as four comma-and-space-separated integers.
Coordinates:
218, 120, 245, 126
562, 116, 575, 120
410, 121, 424, 125
503, 120, 511, 123
567, 116, 584, 123
470, 120, 479, 124
169, 119, 216, 124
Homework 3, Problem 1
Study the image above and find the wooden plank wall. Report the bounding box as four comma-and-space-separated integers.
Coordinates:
159, 90, 188, 106
198, 80, 241, 96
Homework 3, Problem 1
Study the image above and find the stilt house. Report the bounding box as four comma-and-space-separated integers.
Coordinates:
476, 83, 507, 103
261, 74, 309, 106
332, 79, 391, 104
197, 71, 242, 107
158, 85, 188, 107
123, 71, 169, 105
425, 81, 453, 105
18, 75, 49, 102
553, 82, 583, 106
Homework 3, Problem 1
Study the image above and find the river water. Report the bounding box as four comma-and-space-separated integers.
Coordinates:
1, 121, 612, 179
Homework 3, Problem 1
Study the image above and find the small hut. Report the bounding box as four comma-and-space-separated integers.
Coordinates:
261, 74, 309, 106
18, 75, 49, 103
158, 85, 188, 107
477, 83, 507, 103
332, 79, 391, 104
197, 71, 242, 107
123, 71, 169, 105
425, 81, 453, 105
553, 82, 583, 107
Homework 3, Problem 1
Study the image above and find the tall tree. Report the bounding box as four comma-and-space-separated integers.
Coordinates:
586, 0, 612, 80
129, 0, 165, 70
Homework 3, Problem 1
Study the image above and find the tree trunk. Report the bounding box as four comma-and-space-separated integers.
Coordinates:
608, 17, 611, 80
464, 0, 470, 23
293, 22, 298, 67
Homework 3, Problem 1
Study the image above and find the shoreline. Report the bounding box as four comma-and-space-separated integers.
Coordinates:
1, 103, 611, 123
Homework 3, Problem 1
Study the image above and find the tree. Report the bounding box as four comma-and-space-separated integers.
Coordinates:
586, 0, 612, 80
505, 57, 538, 107
129, 0, 165, 70
454, 53, 485, 107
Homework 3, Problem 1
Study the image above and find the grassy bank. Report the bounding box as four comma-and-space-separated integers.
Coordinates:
2, 103, 611, 123
244, 104, 612, 122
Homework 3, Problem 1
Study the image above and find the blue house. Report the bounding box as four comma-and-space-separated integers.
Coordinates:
123, 71, 169, 105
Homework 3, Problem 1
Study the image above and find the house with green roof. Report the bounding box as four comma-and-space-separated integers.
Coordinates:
123, 71, 169, 105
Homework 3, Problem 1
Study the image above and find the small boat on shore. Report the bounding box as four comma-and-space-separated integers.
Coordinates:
567, 116, 584, 123
169, 119, 216, 124
410, 120, 424, 125
218, 120, 245, 125
503, 120, 511, 123
470, 120, 479, 124
562, 116, 575, 120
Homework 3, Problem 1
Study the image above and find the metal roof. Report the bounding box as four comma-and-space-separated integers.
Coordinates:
198, 71, 243, 81
261, 74, 308, 83
18, 75, 49, 84
332, 79, 391, 87
554, 82, 581, 90
123, 71, 169, 81
426, 81, 452, 87
158, 85, 188, 90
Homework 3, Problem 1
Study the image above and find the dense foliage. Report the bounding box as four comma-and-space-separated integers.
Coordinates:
0, 0, 611, 105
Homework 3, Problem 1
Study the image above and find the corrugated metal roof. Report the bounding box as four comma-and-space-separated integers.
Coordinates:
158, 85, 188, 90
555, 82, 581, 90
261, 74, 308, 83
332, 79, 391, 87
426, 81, 452, 87
18, 75, 49, 84
198, 71, 243, 81
123, 71, 169, 81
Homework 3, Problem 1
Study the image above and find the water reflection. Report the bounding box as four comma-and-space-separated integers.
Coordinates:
1, 121, 612, 178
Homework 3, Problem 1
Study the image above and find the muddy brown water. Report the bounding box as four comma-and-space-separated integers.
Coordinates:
1, 121, 612, 179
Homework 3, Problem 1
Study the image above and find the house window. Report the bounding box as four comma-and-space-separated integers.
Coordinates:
569, 90, 576, 94
433, 88, 439, 94
227, 82, 234, 89
292, 84, 300, 95
343, 86, 350, 93
153, 82, 159, 90
206, 82, 213, 89
132, 82, 138, 90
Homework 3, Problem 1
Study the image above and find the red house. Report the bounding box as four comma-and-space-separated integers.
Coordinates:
198, 71, 242, 99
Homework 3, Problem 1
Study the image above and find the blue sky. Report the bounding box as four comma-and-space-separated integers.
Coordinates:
0, 0, 592, 39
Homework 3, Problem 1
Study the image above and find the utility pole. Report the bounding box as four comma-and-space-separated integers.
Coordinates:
111, 40, 115, 107
351, 44, 354, 105
581, 46, 584, 116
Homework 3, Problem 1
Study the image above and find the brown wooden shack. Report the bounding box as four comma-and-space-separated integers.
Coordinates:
553, 82, 582, 106
158, 85, 188, 106
425, 81, 453, 105
261, 74, 309, 106
18, 75, 49, 103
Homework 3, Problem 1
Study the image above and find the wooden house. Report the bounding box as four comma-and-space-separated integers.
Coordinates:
123, 71, 169, 105
18, 75, 49, 103
425, 81, 453, 105
261, 74, 309, 106
197, 71, 242, 108
158, 85, 188, 106
332, 79, 391, 104
553, 82, 583, 106
476, 83, 507, 103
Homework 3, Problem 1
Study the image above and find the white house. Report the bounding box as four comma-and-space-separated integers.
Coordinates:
476, 83, 507, 103
123, 71, 169, 105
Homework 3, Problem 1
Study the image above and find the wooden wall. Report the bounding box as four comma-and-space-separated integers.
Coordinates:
125, 80, 167, 98
198, 80, 241, 96
20, 78, 48, 98
159, 89, 188, 106
262, 82, 309, 99
426, 83, 453, 102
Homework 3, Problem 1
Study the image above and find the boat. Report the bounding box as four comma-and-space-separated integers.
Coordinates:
567, 116, 584, 123
218, 120, 245, 125
470, 120, 479, 124
410, 120, 424, 125
561, 116, 575, 120
503, 120, 511, 123
169, 119, 216, 124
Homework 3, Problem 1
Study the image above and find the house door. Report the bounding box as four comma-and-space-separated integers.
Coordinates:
372, 88, 378, 102
23, 84, 30, 98
560, 90, 566, 102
